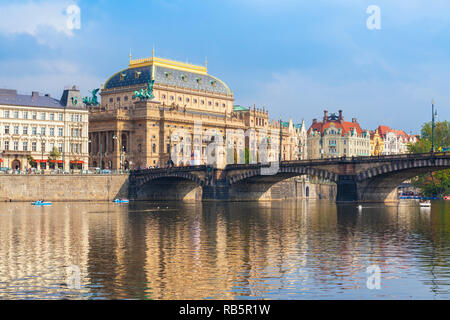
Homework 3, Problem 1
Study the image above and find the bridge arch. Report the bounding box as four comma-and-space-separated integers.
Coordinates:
133, 171, 204, 201
355, 157, 450, 202
226, 165, 337, 201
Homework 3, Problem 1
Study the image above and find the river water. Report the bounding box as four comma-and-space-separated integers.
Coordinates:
0, 200, 449, 300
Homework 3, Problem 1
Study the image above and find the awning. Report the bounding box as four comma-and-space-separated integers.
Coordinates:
0, 159, 3, 162
49, 160, 65, 163
70, 161, 84, 164
35, 160, 47, 163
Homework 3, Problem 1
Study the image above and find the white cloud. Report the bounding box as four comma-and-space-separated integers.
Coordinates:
0, 0, 79, 42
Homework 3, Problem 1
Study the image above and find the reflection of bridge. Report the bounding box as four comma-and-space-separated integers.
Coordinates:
129, 153, 450, 202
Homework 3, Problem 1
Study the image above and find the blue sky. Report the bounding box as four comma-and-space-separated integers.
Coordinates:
0, 0, 449, 133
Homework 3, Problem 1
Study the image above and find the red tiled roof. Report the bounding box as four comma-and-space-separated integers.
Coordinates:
377, 125, 408, 138
308, 120, 364, 136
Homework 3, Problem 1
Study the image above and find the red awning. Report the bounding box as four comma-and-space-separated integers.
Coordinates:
70, 161, 84, 164
49, 160, 65, 163
36, 160, 47, 163
0, 159, 3, 162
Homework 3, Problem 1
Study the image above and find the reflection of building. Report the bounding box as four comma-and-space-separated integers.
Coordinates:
0, 87, 89, 171
307, 110, 370, 159
88, 54, 305, 170
376, 125, 417, 155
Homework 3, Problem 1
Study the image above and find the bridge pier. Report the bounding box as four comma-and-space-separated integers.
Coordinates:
202, 182, 230, 201
336, 175, 358, 202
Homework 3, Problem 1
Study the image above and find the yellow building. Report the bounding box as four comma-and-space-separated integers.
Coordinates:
370, 129, 384, 156
89, 54, 304, 170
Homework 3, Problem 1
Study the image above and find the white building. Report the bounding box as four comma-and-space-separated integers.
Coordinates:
0, 86, 89, 171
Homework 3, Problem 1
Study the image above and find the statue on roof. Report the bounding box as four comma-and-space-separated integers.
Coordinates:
328, 113, 339, 121
83, 88, 100, 106
133, 80, 155, 101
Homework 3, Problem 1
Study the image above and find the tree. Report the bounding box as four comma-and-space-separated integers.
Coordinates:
48, 147, 61, 161
408, 120, 450, 197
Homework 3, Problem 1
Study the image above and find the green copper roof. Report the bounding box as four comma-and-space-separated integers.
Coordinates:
233, 105, 249, 112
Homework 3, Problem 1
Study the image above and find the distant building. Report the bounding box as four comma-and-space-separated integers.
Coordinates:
307, 110, 370, 159
376, 125, 417, 155
0, 86, 89, 171
370, 128, 384, 156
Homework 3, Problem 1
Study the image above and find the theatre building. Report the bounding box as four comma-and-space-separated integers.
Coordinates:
89, 54, 306, 170
0, 86, 89, 171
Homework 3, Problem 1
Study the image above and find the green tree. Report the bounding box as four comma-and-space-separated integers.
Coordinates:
408, 120, 450, 197
48, 147, 61, 161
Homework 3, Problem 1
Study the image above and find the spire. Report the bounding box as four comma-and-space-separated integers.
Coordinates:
129, 48, 132, 64
205, 56, 207, 68
152, 45, 155, 58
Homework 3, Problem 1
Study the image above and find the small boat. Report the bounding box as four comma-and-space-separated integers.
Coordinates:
419, 200, 431, 207
113, 199, 129, 203
32, 200, 52, 206
444, 196, 450, 201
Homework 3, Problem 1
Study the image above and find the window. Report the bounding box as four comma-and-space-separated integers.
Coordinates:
32, 142, 37, 151
109, 98, 113, 103
124, 96, 128, 101
222, 103, 225, 107
4, 111, 9, 118
117, 97, 120, 102
41, 113, 46, 120
49, 127, 54, 136
14, 126, 19, 134
32, 112, 37, 120
152, 144, 156, 153
193, 99, 198, 103
50, 113, 55, 121
14, 111, 19, 118
75, 114, 79, 122
170, 96, 174, 101
23, 142, 28, 151
186, 98, 190, 102
41, 127, 45, 136
58, 128, 63, 136
201, 100, 204, 105
208, 101, 212, 106
162, 94, 166, 99
23, 111, 28, 119
58, 143, 63, 153
14, 141, 18, 151
4, 141, 9, 150
23, 127, 28, 135
59, 113, 63, 121
178, 97, 182, 101
32, 127, 37, 135
4, 126, 9, 134
41, 142, 45, 152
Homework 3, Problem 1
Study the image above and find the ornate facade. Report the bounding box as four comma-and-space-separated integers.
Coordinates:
89, 55, 306, 170
307, 110, 370, 159
0, 87, 89, 171
376, 125, 417, 155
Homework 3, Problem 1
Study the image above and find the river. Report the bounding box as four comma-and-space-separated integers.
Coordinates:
0, 200, 449, 299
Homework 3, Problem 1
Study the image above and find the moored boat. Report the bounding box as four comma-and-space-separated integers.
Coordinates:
32, 200, 52, 206
419, 200, 431, 207
113, 199, 129, 203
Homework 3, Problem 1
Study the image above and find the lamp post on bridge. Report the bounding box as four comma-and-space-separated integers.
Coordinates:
431, 100, 438, 153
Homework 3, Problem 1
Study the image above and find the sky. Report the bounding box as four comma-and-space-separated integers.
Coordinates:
0, 0, 449, 134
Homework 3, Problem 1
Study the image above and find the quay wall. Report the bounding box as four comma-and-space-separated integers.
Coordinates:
0, 175, 129, 202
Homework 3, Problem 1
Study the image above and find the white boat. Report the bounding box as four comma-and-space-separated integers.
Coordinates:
419, 200, 431, 207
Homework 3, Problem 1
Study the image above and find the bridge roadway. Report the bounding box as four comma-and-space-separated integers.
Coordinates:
129, 152, 450, 202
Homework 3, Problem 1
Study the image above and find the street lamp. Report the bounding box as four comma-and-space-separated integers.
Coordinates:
431, 100, 438, 153
113, 134, 124, 173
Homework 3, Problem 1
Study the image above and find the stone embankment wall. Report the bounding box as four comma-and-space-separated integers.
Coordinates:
0, 174, 129, 202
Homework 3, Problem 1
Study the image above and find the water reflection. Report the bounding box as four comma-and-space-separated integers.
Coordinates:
0, 200, 449, 299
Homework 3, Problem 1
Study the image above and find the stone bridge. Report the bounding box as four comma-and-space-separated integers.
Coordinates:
129, 152, 450, 202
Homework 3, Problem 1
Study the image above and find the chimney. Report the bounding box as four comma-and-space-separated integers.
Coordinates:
352, 118, 357, 123
31, 91, 39, 99
338, 110, 343, 121
323, 110, 328, 123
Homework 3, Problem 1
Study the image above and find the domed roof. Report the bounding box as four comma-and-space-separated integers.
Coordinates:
104, 56, 232, 96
